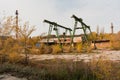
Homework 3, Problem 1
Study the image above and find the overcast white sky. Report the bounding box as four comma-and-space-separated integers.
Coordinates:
0, 0, 120, 36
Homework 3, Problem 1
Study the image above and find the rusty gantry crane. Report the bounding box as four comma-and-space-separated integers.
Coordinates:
43, 19, 72, 50
71, 15, 97, 49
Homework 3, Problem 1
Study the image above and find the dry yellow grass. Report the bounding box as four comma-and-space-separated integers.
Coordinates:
51, 44, 62, 54
8, 52, 23, 63
62, 45, 71, 53
76, 43, 83, 53
110, 41, 120, 50
90, 56, 112, 80
110, 33, 120, 50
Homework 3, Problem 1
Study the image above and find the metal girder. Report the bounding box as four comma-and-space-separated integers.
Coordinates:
44, 20, 72, 31
43, 19, 73, 51
71, 14, 97, 49
71, 15, 91, 42
71, 15, 90, 29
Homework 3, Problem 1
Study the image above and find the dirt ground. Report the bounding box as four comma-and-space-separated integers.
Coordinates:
0, 74, 27, 80
29, 50, 120, 62
1, 50, 120, 80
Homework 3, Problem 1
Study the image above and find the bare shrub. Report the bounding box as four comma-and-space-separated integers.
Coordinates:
76, 43, 83, 53
75, 42, 92, 53
90, 56, 113, 80
30, 48, 40, 54
63, 45, 71, 53
52, 44, 62, 54
38, 44, 52, 54
110, 33, 120, 50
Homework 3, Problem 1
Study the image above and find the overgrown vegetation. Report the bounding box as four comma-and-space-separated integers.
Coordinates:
0, 58, 120, 80
0, 15, 120, 80
1, 16, 120, 55
110, 32, 120, 50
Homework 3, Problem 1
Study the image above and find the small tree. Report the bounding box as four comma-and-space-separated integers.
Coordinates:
0, 16, 15, 63
18, 22, 35, 64
0, 16, 16, 36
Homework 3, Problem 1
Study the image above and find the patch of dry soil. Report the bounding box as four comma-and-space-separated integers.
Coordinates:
28, 50, 120, 62
0, 74, 27, 80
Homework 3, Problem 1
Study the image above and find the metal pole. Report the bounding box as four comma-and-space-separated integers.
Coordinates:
89, 28, 97, 49
47, 24, 52, 44
15, 10, 18, 39
54, 25, 63, 51
111, 23, 114, 34
71, 21, 77, 46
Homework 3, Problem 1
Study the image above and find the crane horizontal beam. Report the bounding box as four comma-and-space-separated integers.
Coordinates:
44, 19, 72, 31
71, 15, 90, 29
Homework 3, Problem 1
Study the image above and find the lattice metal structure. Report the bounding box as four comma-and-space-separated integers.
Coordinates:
43, 19, 72, 49
71, 15, 97, 49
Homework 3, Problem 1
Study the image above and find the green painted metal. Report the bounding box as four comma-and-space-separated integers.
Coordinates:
71, 21, 77, 45
54, 25, 62, 49
71, 15, 97, 49
47, 24, 53, 44
43, 19, 73, 50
